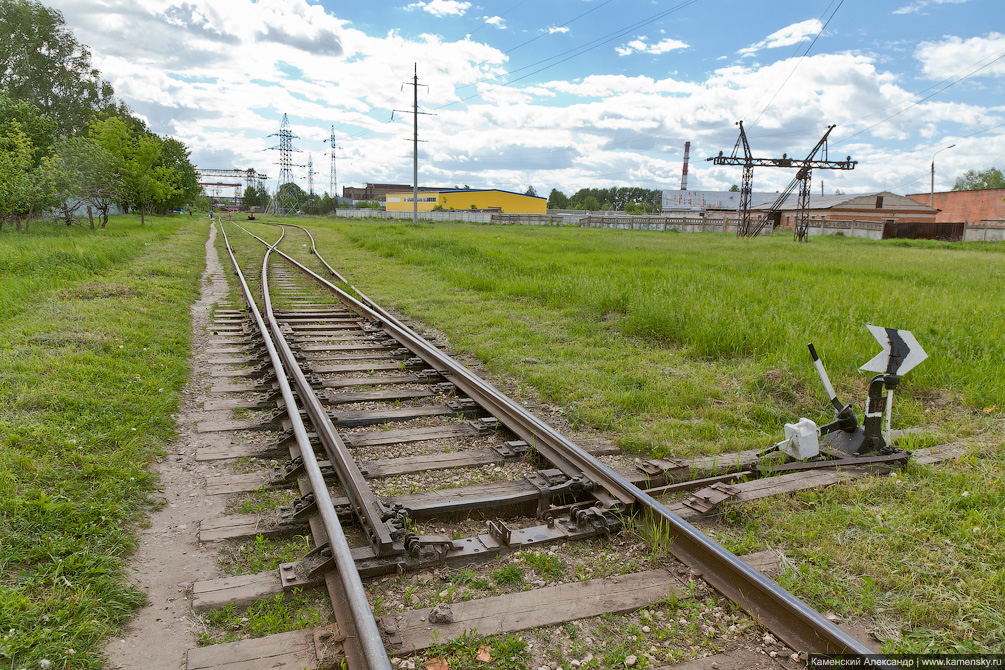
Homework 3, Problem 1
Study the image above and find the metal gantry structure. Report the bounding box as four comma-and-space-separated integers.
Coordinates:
195, 168, 269, 207
708, 121, 856, 240
267, 113, 303, 217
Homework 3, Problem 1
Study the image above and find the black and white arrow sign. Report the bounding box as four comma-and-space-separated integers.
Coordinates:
860, 325, 928, 375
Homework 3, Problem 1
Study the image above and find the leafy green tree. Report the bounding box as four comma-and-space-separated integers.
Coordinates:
277, 181, 308, 211
728, 184, 739, 192
0, 92, 55, 165
89, 115, 175, 224
547, 188, 569, 209
952, 167, 1005, 191
584, 195, 600, 211
0, 0, 115, 135
242, 183, 269, 210
525, 185, 538, 197
159, 137, 199, 211
54, 135, 120, 228
0, 119, 59, 231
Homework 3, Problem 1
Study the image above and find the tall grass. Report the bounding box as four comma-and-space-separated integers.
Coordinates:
338, 224, 1004, 407
310, 221, 1002, 455
0, 215, 205, 668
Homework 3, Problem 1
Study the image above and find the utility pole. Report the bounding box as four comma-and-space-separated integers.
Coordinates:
394, 64, 432, 224
931, 144, 955, 208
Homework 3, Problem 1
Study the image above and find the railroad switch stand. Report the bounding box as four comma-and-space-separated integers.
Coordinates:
764, 326, 927, 464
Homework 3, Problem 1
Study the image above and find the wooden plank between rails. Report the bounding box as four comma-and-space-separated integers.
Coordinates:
186, 628, 316, 670
382, 568, 687, 653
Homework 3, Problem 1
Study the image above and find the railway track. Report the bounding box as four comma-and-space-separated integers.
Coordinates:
183, 219, 892, 669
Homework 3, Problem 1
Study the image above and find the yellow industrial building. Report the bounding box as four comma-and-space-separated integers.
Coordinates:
384, 189, 546, 215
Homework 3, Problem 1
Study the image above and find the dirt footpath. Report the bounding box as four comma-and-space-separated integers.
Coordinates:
104, 223, 234, 670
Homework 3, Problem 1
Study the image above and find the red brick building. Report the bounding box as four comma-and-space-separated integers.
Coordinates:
756, 191, 938, 229
906, 188, 1005, 224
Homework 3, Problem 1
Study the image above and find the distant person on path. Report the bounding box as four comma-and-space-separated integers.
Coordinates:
209, 210, 213, 219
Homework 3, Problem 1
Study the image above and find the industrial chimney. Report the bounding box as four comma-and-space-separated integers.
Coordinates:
680, 141, 690, 190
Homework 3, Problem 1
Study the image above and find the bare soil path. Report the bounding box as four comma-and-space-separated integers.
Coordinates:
104, 223, 233, 669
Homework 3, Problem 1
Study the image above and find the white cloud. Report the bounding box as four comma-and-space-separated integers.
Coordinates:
915, 32, 1005, 79
738, 19, 823, 57
484, 15, 505, 28
406, 0, 470, 17
893, 0, 968, 15
42, 0, 1005, 197
548, 26, 570, 35
615, 36, 688, 57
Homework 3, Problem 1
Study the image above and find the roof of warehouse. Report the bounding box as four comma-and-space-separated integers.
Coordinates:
439, 188, 547, 200
757, 191, 936, 211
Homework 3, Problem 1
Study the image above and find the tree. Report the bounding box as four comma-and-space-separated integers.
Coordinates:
952, 167, 1005, 191
89, 115, 175, 224
0, 92, 55, 165
242, 183, 270, 210
277, 182, 308, 210
0, 0, 116, 135
547, 188, 568, 209
159, 137, 199, 212
525, 185, 538, 197
728, 184, 739, 192
0, 119, 60, 231
54, 135, 120, 228
584, 195, 600, 211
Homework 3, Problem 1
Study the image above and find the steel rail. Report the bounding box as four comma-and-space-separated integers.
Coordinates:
252, 226, 874, 657
272, 220, 348, 283
216, 221, 391, 670
235, 222, 397, 555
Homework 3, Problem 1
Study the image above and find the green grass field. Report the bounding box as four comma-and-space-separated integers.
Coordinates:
2, 214, 1001, 665
0, 215, 206, 668
298, 218, 1004, 652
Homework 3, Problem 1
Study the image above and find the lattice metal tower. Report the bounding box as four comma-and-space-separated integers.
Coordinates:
307, 154, 316, 198
306, 154, 321, 214
324, 125, 341, 200
267, 113, 302, 217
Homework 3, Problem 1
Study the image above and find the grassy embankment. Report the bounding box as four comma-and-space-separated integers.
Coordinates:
297, 218, 1004, 653
0, 216, 206, 668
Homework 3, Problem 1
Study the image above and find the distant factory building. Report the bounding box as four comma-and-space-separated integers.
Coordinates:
661, 189, 784, 212
342, 183, 451, 202
905, 188, 1005, 224
762, 192, 937, 229
385, 189, 547, 215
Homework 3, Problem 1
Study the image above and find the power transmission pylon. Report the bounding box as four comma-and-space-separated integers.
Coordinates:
266, 113, 303, 217
324, 125, 341, 208
707, 121, 856, 240
306, 154, 321, 214
393, 63, 434, 224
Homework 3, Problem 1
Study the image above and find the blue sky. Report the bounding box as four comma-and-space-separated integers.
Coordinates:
49, 0, 1005, 198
